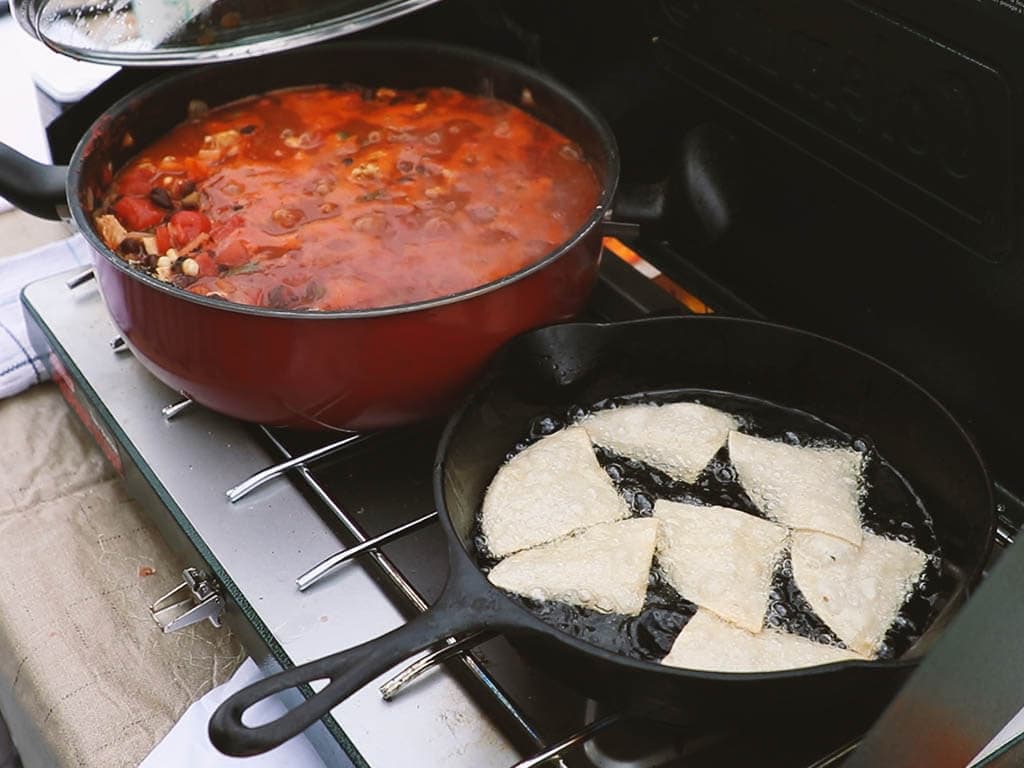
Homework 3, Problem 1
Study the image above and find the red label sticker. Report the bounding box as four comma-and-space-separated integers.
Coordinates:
50, 352, 124, 475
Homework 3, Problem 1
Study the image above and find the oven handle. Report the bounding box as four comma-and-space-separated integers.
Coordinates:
0, 143, 68, 221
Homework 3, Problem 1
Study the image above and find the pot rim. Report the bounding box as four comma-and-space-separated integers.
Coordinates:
68, 39, 621, 321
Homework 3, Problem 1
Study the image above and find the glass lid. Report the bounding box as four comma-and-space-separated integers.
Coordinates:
12, 0, 442, 65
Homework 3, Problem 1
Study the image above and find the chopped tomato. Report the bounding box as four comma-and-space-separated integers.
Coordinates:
112, 196, 166, 230
169, 210, 212, 247
217, 238, 249, 266
184, 157, 210, 181
209, 214, 244, 242
116, 167, 155, 196
194, 252, 217, 275
155, 225, 172, 253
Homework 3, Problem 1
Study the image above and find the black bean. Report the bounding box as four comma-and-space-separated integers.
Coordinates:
267, 284, 299, 309
342, 157, 353, 166
171, 273, 197, 288
178, 180, 196, 197
149, 187, 173, 209
304, 280, 326, 302
119, 237, 143, 255
239, 124, 256, 135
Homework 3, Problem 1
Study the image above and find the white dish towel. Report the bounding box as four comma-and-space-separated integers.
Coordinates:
139, 657, 326, 768
0, 233, 92, 399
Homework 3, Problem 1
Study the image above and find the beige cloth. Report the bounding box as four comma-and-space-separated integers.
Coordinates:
0, 383, 244, 767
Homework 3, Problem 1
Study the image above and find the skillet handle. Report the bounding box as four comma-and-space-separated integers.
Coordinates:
208, 598, 486, 757
0, 143, 68, 221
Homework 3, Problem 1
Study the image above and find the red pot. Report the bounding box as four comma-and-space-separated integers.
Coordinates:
93, 224, 603, 429
1, 41, 619, 429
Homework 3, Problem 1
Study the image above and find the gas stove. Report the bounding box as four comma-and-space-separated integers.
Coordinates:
23, 238, 885, 768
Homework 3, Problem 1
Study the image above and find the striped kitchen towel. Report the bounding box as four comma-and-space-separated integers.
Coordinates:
0, 234, 92, 399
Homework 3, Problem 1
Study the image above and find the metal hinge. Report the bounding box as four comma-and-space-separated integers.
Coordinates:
150, 567, 225, 633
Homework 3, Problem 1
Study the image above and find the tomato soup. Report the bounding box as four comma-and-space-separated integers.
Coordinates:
94, 85, 602, 311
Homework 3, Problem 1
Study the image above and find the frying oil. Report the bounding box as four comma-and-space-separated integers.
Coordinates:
474, 389, 946, 664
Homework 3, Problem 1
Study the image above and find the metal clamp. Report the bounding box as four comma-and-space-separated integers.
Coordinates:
150, 567, 225, 633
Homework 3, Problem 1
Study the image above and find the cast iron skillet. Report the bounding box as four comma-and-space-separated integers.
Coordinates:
209, 316, 994, 757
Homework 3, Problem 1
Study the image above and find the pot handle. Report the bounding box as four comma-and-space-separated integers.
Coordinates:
208, 591, 490, 757
0, 143, 69, 221
602, 123, 744, 246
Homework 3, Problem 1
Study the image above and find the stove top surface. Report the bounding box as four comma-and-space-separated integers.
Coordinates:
18, 242, 916, 768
